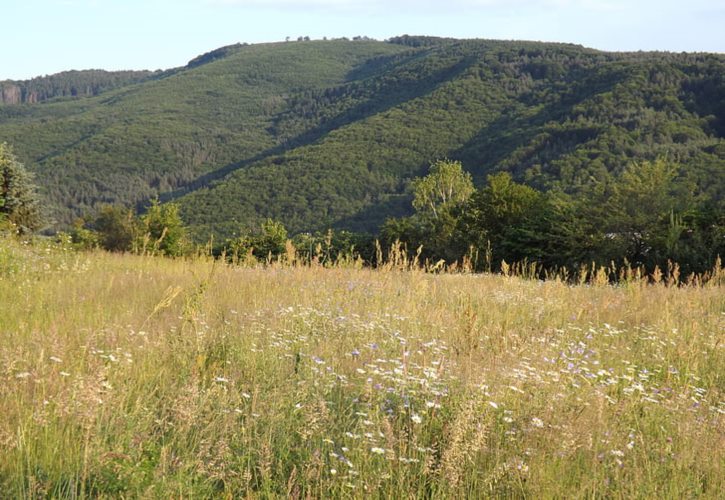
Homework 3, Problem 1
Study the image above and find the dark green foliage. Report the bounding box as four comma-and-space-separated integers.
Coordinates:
138, 200, 189, 257
458, 172, 545, 266
220, 222, 376, 265
465, 173, 542, 241
226, 219, 289, 261
68, 218, 101, 249
594, 159, 680, 265
90, 205, 138, 252
292, 230, 376, 265
0, 142, 42, 233
386, 159, 723, 275
248, 218, 288, 259
0, 69, 156, 105
75, 201, 189, 256
387, 35, 456, 47
186, 43, 247, 69
381, 159, 475, 263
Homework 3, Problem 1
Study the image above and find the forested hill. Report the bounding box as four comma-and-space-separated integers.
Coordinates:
0, 69, 159, 105
0, 37, 723, 239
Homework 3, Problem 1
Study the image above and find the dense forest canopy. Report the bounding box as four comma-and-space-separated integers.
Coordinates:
0, 37, 722, 266
0, 69, 158, 105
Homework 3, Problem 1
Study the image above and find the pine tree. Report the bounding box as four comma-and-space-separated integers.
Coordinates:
0, 143, 42, 234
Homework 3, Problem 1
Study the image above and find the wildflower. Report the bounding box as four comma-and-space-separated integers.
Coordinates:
370, 447, 385, 455
531, 417, 544, 428
330, 468, 337, 475
411, 413, 422, 424
214, 377, 229, 383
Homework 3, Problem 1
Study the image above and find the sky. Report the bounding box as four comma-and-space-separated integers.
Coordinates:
2, 0, 724, 80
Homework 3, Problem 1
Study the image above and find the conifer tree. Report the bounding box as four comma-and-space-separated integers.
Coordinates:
0, 143, 42, 234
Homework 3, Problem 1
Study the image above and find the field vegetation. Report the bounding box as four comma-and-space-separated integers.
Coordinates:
1, 236, 722, 498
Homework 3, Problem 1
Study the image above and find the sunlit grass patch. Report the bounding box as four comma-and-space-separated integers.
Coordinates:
0, 238, 722, 497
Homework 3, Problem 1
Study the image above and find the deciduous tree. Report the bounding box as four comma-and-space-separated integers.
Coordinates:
412, 159, 474, 220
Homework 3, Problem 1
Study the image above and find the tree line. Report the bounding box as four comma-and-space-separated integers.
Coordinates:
380, 159, 723, 278
3, 141, 722, 279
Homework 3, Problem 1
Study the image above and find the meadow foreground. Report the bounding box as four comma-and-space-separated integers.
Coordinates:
0, 240, 723, 498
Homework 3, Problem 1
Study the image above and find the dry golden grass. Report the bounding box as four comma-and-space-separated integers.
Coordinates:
0, 237, 723, 498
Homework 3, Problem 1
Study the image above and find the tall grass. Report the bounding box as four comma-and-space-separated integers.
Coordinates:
1, 237, 723, 498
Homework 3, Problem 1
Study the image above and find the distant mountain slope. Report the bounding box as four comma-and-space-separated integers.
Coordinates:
0, 37, 722, 238
0, 40, 409, 226
0, 69, 158, 105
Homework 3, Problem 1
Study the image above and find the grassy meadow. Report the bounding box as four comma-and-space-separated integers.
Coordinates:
0, 237, 723, 498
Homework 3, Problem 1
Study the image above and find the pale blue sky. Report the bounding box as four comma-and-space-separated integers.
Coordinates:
2, 0, 723, 80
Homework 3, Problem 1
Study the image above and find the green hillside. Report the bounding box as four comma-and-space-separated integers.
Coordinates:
0, 37, 723, 239
0, 40, 410, 229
